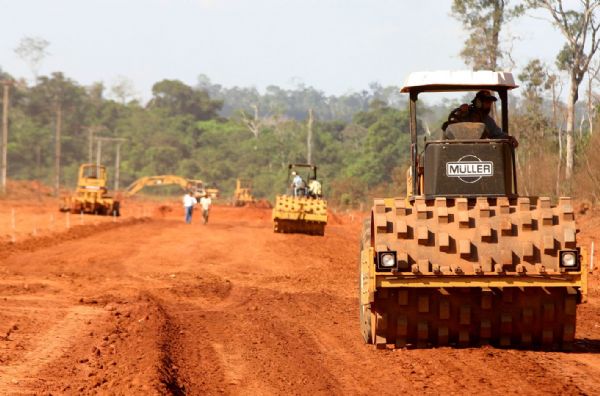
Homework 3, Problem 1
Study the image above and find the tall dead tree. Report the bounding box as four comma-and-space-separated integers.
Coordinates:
54, 102, 62, 196
544, 73, 566, 195
86, 125, 107, 163
586, 61, 600, 135
240, 104, 263, 151
529, 0, 600, 179
95, 136, 126, 191
241, 104, 262, 139
0, 80, 12, 194
306, 108, 314, 164
14, 36, 50, 81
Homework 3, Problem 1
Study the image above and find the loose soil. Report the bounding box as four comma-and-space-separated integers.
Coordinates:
0, 197, 599, 395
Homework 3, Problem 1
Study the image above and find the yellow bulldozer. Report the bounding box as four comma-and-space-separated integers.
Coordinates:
272, 164, 327, 236
60, 163, 120, 215
125, 175, 217, 199
359, 71, 588, 349
233, 178, 255, 206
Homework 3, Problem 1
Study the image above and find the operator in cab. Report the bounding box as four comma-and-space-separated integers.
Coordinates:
442, 90, 518, 147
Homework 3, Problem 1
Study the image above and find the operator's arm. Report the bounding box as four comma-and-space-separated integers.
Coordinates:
484, 116, 506, 138
485, 116, 518, 147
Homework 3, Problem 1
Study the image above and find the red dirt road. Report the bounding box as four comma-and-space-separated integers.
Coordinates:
0, 203, 599, 395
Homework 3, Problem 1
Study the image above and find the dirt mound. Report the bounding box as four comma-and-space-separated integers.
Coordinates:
155, 205, 174, 217
0, 218, 150, 260
2, 179, 54, 199
252, 199, 272, 209
219, 204, 272, 223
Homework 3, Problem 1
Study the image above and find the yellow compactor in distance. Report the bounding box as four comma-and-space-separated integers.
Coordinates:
273, 164, 327, 236
359, 71, 587, 349
60, 163, 120, 216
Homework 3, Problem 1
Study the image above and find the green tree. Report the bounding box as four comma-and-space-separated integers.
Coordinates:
451, 0, 524, 70
29, 72, 87, 193
149, 79, 222, 120
518, 59, 548, 112
346, 101, 411, 189
514, 59, 555, 195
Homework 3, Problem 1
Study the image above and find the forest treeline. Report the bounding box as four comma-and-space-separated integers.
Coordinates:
1, 0, 600, 206
0, 69, 598, 206
0, 70, 421, 205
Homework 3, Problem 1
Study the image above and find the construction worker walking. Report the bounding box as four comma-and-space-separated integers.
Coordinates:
200, 193, 212, 224
183, 191, 197, 224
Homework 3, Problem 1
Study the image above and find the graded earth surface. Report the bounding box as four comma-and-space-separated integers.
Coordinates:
0, 195, 599, 395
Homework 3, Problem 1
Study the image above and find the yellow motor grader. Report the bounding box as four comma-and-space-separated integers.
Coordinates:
359, 71, 588, 349
272, 164, 327, 236
233, 178, 255, 206
60, 163, 120, 215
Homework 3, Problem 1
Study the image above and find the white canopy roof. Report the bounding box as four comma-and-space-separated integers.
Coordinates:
400, 70, 518, 93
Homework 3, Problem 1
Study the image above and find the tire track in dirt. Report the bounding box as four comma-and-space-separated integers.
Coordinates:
13, 293, 190, 394
161, 290, 344, 395
0, 305, 105, 393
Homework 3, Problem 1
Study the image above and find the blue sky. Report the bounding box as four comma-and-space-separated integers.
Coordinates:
0, 0, 565, 100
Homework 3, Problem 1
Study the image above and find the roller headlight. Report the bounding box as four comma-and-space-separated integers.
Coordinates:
377, 251, 397, 271
560, 250, 579, 270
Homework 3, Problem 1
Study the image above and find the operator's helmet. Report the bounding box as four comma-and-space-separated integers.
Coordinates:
291, 171, 297, 176
474, 90, 497, 103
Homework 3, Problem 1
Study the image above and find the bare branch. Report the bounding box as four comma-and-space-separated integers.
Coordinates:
240, 104, 262, 139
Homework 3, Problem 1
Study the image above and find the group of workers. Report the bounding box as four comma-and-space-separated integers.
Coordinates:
183, 191, 212, 224
291, 171, 322, 198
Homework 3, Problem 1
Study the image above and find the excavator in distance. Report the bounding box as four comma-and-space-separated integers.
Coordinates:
125, 175, 217, 199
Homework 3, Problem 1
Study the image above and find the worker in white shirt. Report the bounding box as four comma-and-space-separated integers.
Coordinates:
183, 191, 197, 224
291, 171, 305, 197
200, 193, 212, 224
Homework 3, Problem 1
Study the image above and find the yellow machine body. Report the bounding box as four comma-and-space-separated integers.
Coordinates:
360, 196, 586, 349
272, 163, 328, 236
234, 178, 255, 206
60, 164, 120, 216
359, 71, 587, 349
272, 194, 328, 236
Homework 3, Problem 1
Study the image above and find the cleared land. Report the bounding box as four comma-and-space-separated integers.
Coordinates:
0, 197, 599, 395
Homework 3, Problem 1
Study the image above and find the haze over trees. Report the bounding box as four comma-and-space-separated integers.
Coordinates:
1, 2, 600, 206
